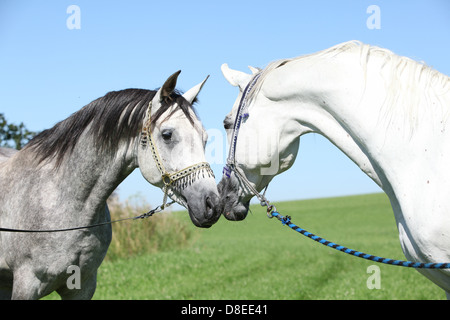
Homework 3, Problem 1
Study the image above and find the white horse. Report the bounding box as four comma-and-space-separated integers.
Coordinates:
218, 41, 450, 297
0, 71, 220, 299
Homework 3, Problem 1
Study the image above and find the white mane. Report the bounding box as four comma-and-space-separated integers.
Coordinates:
249, 41, 450, 134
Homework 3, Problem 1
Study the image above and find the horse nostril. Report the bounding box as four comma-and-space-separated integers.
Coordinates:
205, 196, 214, 218
205, 193, 221, 221
206, 196, 213, 211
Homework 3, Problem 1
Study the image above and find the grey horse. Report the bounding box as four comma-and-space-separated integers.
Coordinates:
0, 71, 220, 299
0, 148, 17, 163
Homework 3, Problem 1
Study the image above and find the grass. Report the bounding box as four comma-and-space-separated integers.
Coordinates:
43, 193, 445, 300
91, 193, 444, 300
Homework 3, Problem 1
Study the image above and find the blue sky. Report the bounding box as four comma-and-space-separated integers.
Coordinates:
1, 1, 449, 211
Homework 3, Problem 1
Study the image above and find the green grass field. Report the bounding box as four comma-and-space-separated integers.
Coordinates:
45, 193, 446, 300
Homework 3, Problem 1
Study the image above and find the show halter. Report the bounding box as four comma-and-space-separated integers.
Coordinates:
222, 73, 270, 205
141, 100, 214, 209
223, 72, 450, 269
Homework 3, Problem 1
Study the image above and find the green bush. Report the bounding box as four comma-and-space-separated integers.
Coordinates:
105, 194, 196, 261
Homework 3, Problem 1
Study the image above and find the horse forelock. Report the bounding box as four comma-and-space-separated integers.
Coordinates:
150, 90, 199, 130
25, 88, 198, 168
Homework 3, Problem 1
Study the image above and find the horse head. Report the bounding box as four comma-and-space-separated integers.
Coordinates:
137, 71, 221, 228
218, 64, 300, 221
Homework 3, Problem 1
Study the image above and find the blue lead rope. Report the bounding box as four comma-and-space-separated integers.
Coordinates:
270, 211, 450, 269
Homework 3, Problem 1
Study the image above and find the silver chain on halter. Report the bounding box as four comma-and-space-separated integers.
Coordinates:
141, 100, 214, 209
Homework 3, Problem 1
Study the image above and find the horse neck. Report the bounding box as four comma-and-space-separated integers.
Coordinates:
37, 132, 138, 213
72, 137, 137, 205
265, 50, 450, 223
262, 52, 395, 190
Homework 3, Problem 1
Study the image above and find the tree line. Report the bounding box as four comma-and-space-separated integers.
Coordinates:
0, 113, 37, 150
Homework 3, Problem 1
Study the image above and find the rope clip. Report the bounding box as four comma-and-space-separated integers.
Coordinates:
134, 207, 159, 220
266, 204, 276, 218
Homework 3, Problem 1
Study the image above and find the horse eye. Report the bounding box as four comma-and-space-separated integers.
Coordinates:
161, 130, 172, 141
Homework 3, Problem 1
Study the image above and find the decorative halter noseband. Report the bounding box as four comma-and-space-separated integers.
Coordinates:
141, 100, 214, 208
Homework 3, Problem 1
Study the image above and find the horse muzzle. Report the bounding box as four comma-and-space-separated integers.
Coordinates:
218, 176, 250, 221
186, 190, 221, 228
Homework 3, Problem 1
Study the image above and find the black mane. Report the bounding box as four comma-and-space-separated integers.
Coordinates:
26, 88, 197, 167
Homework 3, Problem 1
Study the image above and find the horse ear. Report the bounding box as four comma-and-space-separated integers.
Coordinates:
154, 70, 182, 103
182, 75, 209, 104
221, 63, 252, 91
248, 66, 261, 75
